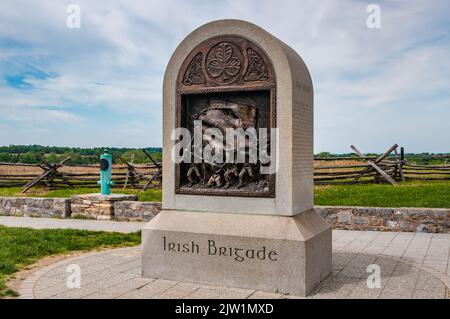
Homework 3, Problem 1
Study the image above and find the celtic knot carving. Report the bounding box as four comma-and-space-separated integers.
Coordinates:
244, 48, 268, 82
183, 53, 205, 85
206, 42, 242, 84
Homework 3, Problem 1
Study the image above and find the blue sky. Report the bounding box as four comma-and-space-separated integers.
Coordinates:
0, 0, 449, 153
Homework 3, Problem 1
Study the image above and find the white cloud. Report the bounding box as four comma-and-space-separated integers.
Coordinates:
0, 0, 448, 152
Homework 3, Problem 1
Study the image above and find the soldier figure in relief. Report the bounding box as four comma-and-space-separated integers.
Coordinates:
223, 164, 239, 189
238, 163, 255, 188
207, 163, 224, 188
187, 163, 202, 186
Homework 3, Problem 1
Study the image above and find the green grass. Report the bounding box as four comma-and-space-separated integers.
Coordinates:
0, 226, 141, 298
0, 187, 162, 202
315, 181, 450, 208
0, 187, 20, 197
0, 181, 448, 208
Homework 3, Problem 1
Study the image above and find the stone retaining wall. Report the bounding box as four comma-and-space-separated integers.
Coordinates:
0, 196, 448, 233
71, 194, 137, 220
316, 206, 449, 233
114, 201, 162, 222
0, 197, 71, 218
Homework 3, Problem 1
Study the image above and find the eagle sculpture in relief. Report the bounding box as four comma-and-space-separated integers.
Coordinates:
192, 98, 257, 154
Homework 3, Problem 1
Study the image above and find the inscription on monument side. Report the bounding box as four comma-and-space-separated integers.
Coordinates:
162, 236, 279, 263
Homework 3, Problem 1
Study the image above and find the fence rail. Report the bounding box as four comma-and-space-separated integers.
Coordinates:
402, 163, 450, 181
0, 150, 162, 192
0, 163, 161, 190
0, 146, 448, 190
313, 161, 450, 184
313, 145, 449, 185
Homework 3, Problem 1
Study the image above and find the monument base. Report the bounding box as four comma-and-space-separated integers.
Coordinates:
142, 209, 332, 296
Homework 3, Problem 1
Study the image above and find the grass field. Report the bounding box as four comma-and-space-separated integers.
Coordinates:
315, 181, 450, 208
0, 226, 141, 298
0, 180, 448, 208
0, 187, 162, 202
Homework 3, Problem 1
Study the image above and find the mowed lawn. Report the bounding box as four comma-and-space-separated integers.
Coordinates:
315, 181, 450, 208
0, 181, 448, 208
0, 226, 141, 298
0, 186, 162, 202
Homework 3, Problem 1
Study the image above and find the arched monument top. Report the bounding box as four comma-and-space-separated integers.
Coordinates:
164, 19, 312, 97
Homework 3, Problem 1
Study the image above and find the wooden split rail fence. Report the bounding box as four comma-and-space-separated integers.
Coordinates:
0, 145, 449, 190
314, 144, 450, 185
0, 162, 162, 192
0, 150, 162, 192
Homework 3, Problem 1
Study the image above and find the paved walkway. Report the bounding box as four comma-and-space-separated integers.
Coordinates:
19, 230, 450, 299
0, 216, 145, 233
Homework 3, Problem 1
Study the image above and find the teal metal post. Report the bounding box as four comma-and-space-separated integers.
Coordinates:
98, 149, 114, 195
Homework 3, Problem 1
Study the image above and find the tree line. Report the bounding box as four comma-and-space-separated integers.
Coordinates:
0, 145, 447, 166
0, 145, 162, 165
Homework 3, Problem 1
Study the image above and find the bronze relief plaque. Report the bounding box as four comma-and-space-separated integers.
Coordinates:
175, 36, 276, 197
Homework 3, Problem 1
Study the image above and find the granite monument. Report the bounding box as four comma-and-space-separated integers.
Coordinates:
142, 19, 332, 296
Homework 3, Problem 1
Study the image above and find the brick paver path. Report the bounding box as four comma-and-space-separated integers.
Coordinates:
18, 230, 450, 299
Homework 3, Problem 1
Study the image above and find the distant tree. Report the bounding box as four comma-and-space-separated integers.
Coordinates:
0, 152, 12, 162
315, 152, 332, 158
45, 153, 60, 164
19, 152, 39, 164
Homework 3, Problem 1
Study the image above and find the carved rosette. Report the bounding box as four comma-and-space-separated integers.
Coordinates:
244, 48, 268, 82
183, 53, 205, 85
206, 42, 242, 84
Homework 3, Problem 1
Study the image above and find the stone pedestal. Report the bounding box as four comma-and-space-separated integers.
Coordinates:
71, 194, 137, 220
142, 209, 331, 296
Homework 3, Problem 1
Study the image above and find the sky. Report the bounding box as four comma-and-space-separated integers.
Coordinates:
0, 0, 449, 153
